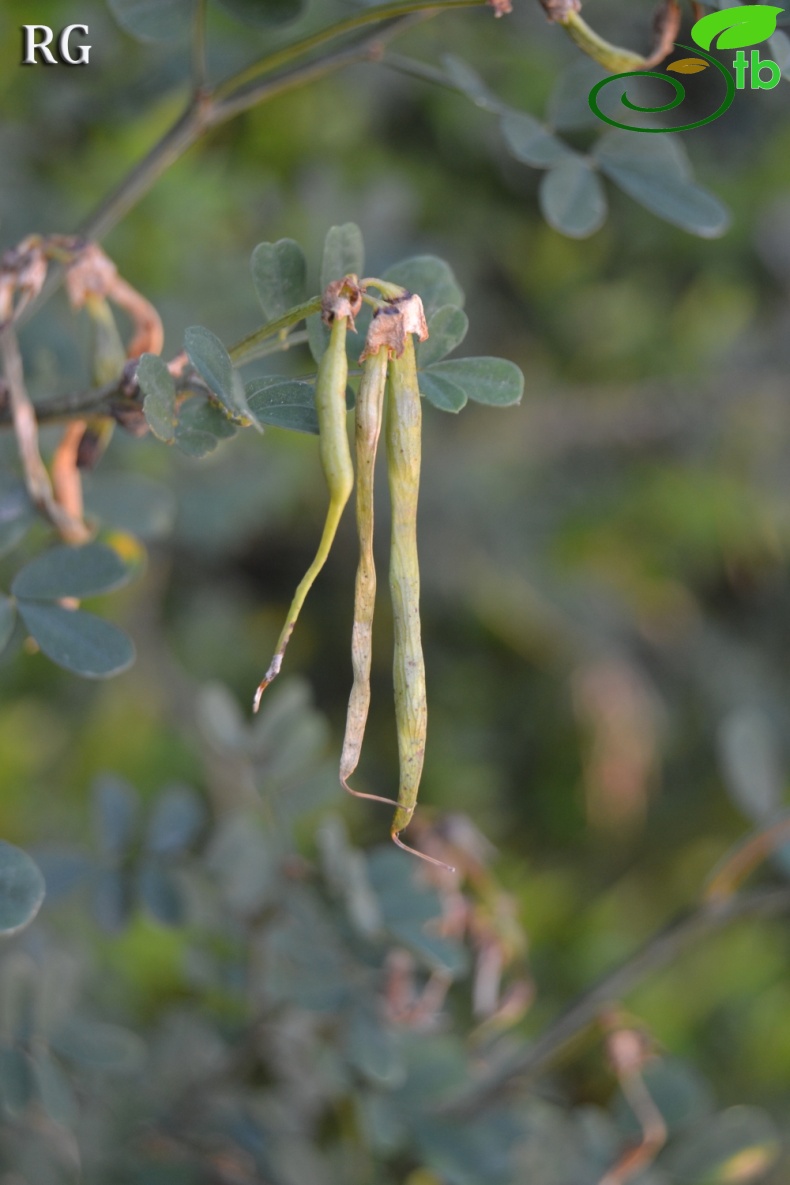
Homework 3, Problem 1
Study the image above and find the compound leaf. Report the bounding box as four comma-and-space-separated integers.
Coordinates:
593, 131, 730, 237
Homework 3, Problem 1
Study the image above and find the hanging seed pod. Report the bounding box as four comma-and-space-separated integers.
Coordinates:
340, 325, 399, 808
384, 296, 453, 871
253, 277, 361, 711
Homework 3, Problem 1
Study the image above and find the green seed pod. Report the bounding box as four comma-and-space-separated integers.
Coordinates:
340, 341, 398, 807
385, 324, 451, 871
387, 332, 426, 839
253, 283, 358, 711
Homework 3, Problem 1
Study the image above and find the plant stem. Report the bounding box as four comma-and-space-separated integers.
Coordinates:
212, 0, 486, 101
192, 0, 209, 95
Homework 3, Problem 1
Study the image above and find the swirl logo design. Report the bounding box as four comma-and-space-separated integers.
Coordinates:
588, 5, 784, 133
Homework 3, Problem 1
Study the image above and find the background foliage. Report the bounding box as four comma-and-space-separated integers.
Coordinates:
1, 0, 790, 1181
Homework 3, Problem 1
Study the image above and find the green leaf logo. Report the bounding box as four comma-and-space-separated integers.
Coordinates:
667, 57, 710, 73
691, 5, 784, 51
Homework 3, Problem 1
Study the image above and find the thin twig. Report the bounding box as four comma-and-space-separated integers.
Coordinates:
439, 885, 790, 1113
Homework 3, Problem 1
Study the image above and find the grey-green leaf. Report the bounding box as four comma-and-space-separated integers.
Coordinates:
442, 54, 503, 113
501, 111, 572, 169
540, 157, 608, 238
138, 860, 185, 926
32, 1053, 78, 1128
251, 239, 308, 322
547, 59, 609, 131
0, 483, 34, 558
0, 843, 45, 936
52, 1017, 146, 1073
417, 305, 469, 368
422, 357, 524, 407
383, 256, 464, 316
106, 0, 193, 42
185, 326, 259, 427
246, 377, 320, 434
137, 353, 177, 443
419, 369, 468, 414
593, 132, 730, 238
146, 784, 205, 854
93, 775, 139, 858
0, 596, 16, 656
174, 396, 238, 457
214, 0, 305, 26
321, 223, 365, 290
12, 543, 131, 601
18, 602, 135, 678
692, 5, 783, 51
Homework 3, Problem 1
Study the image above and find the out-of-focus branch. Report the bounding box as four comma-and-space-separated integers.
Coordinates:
0, 327, 90, 542
539, 0, 681, 72
441, 884, 790, 1113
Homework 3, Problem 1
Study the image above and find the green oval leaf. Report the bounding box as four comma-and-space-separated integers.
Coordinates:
185, 326, 261, 429
539, 157, 608, 239
11, 543, 132, 600
501, 110, 573, 169
422, 357, 524, 407
174, 395, 238, 457
321, 223, 365, 290
251, 239, 307, 323
593, 132, 730, 238
137, 353, 177, 443
245, 377, 320, 434
18, 602, 135, 678
214, 0, 305, 26
419, 369, 468, 413
417, 305, 469, 368
0, 595, 16, 656
0, 843, 45, 936
106, 0, 194, 42
383, 256, 465, 316
691, 5, 783, 51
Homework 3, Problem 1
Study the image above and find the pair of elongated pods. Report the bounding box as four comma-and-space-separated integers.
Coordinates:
253, 275, 452, 872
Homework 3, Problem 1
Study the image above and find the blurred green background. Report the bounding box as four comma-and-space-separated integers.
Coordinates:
2, 0, 790, 1181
